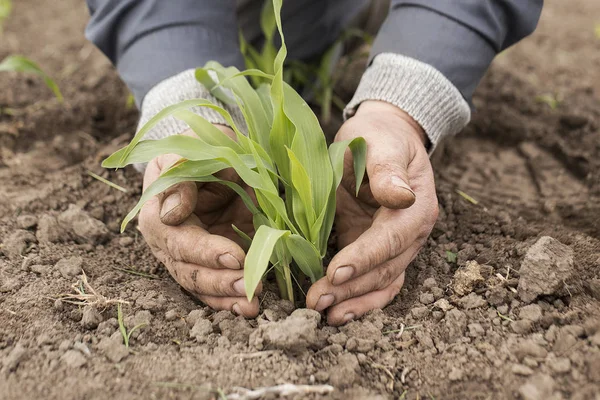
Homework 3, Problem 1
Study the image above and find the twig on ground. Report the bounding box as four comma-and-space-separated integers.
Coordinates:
455, 189, 479, 205
58, 270, 128, 309
227, 384, 334, 400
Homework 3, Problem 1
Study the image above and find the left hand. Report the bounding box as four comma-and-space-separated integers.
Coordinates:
306, 100, 439, 325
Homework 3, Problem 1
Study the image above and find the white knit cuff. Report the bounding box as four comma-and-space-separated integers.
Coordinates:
135, 69, 246, 171
344, 53, 471, 152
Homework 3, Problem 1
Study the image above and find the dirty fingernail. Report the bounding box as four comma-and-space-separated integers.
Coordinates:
390, 176, 415, 196
233, 278, 246, 296
218, 253, 241, 269
160, 193, 181, 219
315, 294, 335, 312
332, 266, 354, 285
232, 303, 242, 316
342, 313, 355, 324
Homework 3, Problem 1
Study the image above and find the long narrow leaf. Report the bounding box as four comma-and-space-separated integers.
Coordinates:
244, 225, 289, 301
286, 235, 323, 283
0, 55, 63, 101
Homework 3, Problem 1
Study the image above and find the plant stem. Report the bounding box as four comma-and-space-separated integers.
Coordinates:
283, 263, 295, 304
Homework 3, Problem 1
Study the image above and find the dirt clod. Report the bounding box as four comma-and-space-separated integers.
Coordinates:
445, 309, 467, 342
98, 335, 129, 363
328, 353, 359, 388
61, 350, 87, 368
16, 214, 38, 230
249, 309, 322, 354
518, 236, 575, 303
519, 304, 543, 322
81, 306, 103, 330
190, 319, 214, 343
518, 374, 558, 400
36, 215, 66, 244
2, 230, 36, 260
2, 344, 27, 374
453, 260, 485, 296
55, 256, 83, 278
58, 204, 110, 244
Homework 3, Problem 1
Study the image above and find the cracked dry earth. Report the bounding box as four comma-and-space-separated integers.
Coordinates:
1, 0, 600, 399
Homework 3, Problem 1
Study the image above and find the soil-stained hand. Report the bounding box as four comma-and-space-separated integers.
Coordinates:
138, 126, 260, 317
306, 101, 439, 325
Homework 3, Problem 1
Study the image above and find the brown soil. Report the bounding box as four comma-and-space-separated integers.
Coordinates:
1, 1, 599, 399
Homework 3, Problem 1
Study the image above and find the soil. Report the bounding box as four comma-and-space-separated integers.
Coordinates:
1, 1, 600, 399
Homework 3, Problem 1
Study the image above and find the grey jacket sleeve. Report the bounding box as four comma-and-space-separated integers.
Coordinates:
346, 0, 543, 150
85, 0, 244, 106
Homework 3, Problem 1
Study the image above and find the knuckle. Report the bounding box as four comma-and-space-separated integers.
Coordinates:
376, 264, 397, 287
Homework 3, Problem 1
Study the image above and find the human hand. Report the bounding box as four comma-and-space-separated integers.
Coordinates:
306, 100, 439, 325
138, 126, 260, 317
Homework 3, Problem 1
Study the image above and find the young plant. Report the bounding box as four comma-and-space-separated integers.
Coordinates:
0, 55, 63, 101
103, 0, 367, 304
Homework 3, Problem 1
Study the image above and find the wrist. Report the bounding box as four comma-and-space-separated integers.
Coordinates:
355, 100, 429, 148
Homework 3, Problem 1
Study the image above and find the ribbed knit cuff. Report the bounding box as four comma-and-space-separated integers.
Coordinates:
135, 68, 246, 172
344, 53, 471, 153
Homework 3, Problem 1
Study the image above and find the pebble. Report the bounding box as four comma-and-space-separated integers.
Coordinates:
518, 236, 574, 303
547, 357, 571, 374
17, 214, 38, 230
419, 292, 435, 305
55, 257, 83, 279
61, 350, 87, 368
190, 319, 214, 343
81, 306, 103, 330
519, 304, 543, 323
512, 364, 534, 376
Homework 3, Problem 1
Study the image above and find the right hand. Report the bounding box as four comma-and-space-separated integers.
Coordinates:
138, 126, 260, 317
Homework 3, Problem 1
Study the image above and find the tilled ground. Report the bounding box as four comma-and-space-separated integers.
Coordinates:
1, 1, 599, 399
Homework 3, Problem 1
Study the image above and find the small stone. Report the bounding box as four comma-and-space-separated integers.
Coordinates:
511, 320, 534, 335
81, 306, 103, 330
58, 204, 110, 244
98, 336, 129, 363
513, 339, 548, 361
55, 257, 83, 279
512, 364, 534, 376
519, 304, 543, 323
423, 278, 438, 289
419, 292, 435, 305
518, 374, 556, 400
61, 350, 87, 368
453, 260, 485, 296
37, 215, 65, 244
410, 306, 430, 319
518, 236, 575, 303
118, 236, 134, 246
190, 319, 213, 343
186, 309, 209, 327
433, 298, 453, 311
468, 323, 485, 337
165, 309, 178, 321
17, 214, 38, 230
547, 357, 571, 374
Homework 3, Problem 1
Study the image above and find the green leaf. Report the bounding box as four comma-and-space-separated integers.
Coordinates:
232, 224, 253, 249
0, 55, 63, 102
286, 146, 316, 239
195, 68, 236, 105
244, 225, 289, 301
172, 110, 243, 152
286, 234, 323, 283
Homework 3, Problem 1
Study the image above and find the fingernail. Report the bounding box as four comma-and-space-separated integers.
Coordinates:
218, 253, 241, 269
233, 278, 246, 296
332, 266, 354, 285
160, 193, 181, 219
342, 313, 355, 324
315, 294, 335, 312
232, 303, 242, 316
390, 176, 415, 196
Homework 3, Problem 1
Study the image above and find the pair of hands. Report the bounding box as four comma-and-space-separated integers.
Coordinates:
139, 100, 439, 325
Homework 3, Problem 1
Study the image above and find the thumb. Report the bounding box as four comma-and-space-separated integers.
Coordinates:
144, 154, 198, 226
366, 138, 416, 209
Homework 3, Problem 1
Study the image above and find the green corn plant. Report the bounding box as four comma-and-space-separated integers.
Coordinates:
103, 0, 367, 304
0, 55, 63, 102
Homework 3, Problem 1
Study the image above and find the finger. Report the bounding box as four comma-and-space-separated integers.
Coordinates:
326, 208, 423, 286
159, 182, 198, 226
199, 295, 260, 318
307, 242, 420, 311
139, 197, 245, 269
364, 136, 416, 209
326, 272, 406, 326
168, 260, 262, 297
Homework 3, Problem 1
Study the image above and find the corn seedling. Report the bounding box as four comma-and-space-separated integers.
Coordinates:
0, 55, 63, 101
117, 303, 147, 348
103, 0, 367, 304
